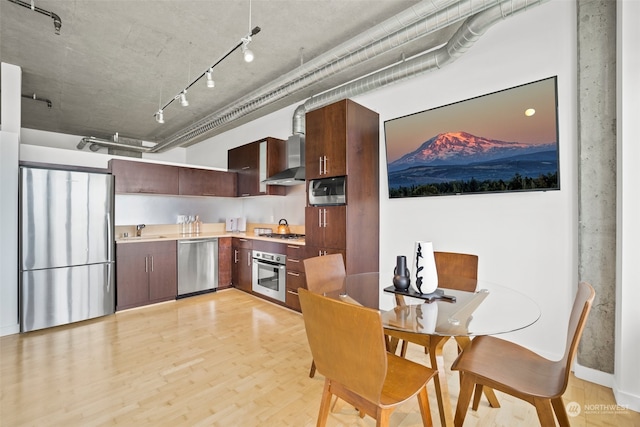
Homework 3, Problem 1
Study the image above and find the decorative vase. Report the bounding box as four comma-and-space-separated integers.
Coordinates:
413, 241, 438, 294
392, 255, 411, 291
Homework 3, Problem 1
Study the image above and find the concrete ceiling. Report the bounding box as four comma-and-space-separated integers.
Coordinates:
1, 0, 465, 148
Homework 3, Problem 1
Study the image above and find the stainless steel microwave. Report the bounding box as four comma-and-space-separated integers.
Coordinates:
308, 176, 346, 206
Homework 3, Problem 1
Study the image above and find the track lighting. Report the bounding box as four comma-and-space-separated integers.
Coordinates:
242, 37, 254, 63
206, 69, 215, 88
152, 25, 261, 124
179, 91, 189, 107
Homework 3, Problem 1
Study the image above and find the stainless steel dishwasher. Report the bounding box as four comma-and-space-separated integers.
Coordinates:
177, 238, 218, 297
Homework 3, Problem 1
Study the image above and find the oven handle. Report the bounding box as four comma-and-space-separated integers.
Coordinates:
253, 258, 285, 268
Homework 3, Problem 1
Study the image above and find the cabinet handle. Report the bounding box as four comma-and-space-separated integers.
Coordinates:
318, 250, 328, 256
318, 156, 323, 175
286, 245, 300, 249
247, 251, 251, 267
234, 249, 239, 263
151, 256, 154, 272
239, 238, 248, 242
287, 289, 298, 296
318, 209, 322, 227
241, 193, 250, 196
323, 208, 327, 227
287, 271, 300, 277
323, 156, 328, 174
145, 256, 148, 273
288, 258, 300, 263
241, 166, 251, 170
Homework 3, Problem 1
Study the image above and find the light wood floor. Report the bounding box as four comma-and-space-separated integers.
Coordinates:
1, 289, 637, 426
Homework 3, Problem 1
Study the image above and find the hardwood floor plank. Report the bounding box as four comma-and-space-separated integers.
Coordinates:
1, 289, 638, 426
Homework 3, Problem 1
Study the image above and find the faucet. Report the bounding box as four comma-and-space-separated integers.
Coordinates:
136, 224, 146, 237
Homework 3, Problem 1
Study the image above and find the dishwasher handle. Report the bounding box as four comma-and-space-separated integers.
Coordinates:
179, 238, 219, 244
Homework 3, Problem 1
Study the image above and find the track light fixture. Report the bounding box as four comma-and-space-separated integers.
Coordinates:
152, 26, 261, 124
241, 37, 254, 63
206, 68, 215, 88
179, 91, 189, 107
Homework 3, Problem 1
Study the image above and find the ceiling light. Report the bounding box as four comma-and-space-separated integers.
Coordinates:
242, 37, 254, 63
155, 110, 165, 124
180, 91, 189, 107
206, 69, 215, 88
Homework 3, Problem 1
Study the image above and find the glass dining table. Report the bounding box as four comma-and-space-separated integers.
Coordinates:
323, 272, 541, 427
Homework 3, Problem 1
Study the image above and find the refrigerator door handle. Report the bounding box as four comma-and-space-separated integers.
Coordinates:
106, 212, 113, 261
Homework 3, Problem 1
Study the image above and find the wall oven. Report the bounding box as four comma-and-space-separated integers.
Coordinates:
252, 250, 286, 302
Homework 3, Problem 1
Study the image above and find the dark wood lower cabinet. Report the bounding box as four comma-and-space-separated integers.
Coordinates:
232, 238, 253, 292
116, 241, 177, 311
217, 237, 232, 289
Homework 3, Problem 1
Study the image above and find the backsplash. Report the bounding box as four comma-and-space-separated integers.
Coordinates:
114, 184, 305, 226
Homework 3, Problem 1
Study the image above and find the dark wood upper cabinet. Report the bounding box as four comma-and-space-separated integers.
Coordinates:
178, 167, 237, 197
110, 159, 180, 195
227, 137, 286, 197
109, 159, 237, 197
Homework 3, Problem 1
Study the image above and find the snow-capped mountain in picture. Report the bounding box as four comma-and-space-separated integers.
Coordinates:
386, 131, 559, 192
388, 131, 556, 172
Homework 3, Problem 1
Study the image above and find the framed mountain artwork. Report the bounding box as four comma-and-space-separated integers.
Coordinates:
383, 76, 559, 198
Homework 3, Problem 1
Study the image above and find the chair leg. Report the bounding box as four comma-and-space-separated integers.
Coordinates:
454, 373, 475, 427
309, 359, 316, 378
377, 408, 392, 427
400, 340, 408, 358
533, 398, 557, 427
552, 397, 570, 427
316, 379, 333, 427
416, 386, 434, 427
472, 384, 483, 410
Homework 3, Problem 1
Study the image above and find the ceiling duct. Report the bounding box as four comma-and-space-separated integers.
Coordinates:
292, 0, 549, 134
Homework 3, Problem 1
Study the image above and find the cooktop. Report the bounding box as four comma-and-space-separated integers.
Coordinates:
261, 233, 305, 240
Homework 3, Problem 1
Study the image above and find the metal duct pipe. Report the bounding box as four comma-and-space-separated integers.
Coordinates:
151, 0, 501, 152
21, 93, 52, 109
294, 0, 549, 129
76, 137, 152, 153
7, 0, 61, 34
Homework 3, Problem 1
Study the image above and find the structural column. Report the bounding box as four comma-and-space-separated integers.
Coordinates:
576, 0, 616, 373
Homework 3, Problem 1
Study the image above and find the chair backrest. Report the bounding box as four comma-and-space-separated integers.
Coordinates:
434, 251, 478, 291
298, 288, 387, 404
559, 282, 595, 391
303, 254, 346, 295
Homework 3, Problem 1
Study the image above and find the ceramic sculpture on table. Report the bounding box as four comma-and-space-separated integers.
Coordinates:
413, 241, 438, 294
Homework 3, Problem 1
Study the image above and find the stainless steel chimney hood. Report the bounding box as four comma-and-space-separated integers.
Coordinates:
263, 134, 305, 186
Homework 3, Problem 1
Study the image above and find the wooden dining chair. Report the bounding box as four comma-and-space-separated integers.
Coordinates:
451, 282, 596, 427
303, 254, 347, 378
298, 288, 436, 426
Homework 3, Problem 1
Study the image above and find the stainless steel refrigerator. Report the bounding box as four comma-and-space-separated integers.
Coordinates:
19, 166, 115, 332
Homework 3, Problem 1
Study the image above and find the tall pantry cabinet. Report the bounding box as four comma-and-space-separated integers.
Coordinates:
304, 99, 379, 275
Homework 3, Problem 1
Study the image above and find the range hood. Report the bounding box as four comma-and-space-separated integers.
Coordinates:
263, 134, 306, 186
